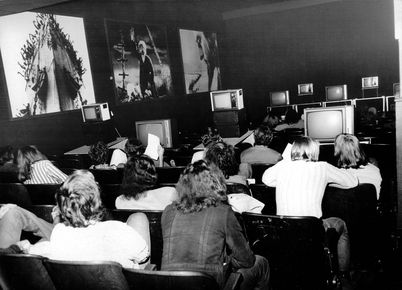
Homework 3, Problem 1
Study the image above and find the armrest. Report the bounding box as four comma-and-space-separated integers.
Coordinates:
144, 263, 157, 271
223, 272, 242, 290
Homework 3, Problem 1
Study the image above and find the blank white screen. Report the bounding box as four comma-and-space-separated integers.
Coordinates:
213, 93, 232, 109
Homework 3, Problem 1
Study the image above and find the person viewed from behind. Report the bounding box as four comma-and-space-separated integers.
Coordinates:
191, 127, 223, 163
115, 155, 178, 210
240, 124, 282, 165
109, 137, 144, 168
274, 108, 304, 131
161, 160, 270, 290
262, 111, 280, 129
334, 133, 382, 199
262, 137, 358, 286
88, 141, 114, 170
17, 145, 67, 184
0, 145, 19, 181
0, 170, 150, 269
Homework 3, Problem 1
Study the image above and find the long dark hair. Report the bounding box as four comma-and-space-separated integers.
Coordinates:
205, 142, 239, 178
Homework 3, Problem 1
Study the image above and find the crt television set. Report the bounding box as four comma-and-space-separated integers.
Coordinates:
325, 85, 347, 101
135, 119, 177, 148
210, 89, 244, 111
297, 83, 313, 96
81, 103, 111, 122
304, 106, 354, 142
269, 90, 290, 107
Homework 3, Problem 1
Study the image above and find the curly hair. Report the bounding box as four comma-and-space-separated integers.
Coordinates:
254, 125, 274, 146
120, 155, 158, 199
334, 134, 367, 169
174, 160, 227, 214
56, 170, 105, 227
205, 142, 239, 178
125, 138, 144, 158
291, 137, 320, 161
88, 141, 109, 166
16, 145, 47, 181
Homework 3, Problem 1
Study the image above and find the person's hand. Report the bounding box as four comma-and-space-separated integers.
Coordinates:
16, 240, 32, 253
130, 27, 135, 41
157, 144, 165, 167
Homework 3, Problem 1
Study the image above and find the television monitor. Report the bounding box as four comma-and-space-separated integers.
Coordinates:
386, 96, 395, 112
325, 85, 347, 101
324, 100, 353, 107
297, 83, 313, 96
81, 103, 111, 123
210, 89, 244, 111
362, 76, 379, 89
269, 90, 289, 107
135, 119, 177, 148
304, 106, 354, 142
295, 102, 322, 115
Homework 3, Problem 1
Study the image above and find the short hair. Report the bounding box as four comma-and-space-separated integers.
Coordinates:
205, 142, 239, 178
334, 134, 367, 169
174, 160, 227, 214
285, 108, 300, 124
254, 125, 274, 146
125, 138, 144, 157
120, 155, 157, 199
0, 145, 14, 165
56, 170, 104, 227
291, 137, 320, 161
201, 129, 223, 148
88, 141, 109, 166
16, 145, 47, 181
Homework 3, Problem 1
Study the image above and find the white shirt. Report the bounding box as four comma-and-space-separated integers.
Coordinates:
29, 221, 149, 269
262, 160, 358, 218
110, 149, 128, 167
24, 160, 67, 184
346, 163, 382, 199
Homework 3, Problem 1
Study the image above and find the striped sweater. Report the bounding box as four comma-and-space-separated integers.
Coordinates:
24, 160, 67, 184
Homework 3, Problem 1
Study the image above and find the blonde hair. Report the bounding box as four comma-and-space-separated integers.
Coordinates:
17, 145, 47, 181
334, 134, 367, 168
291, 137, 320, 161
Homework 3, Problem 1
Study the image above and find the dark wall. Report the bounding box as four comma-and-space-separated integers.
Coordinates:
222, 0, 398, 126
0, 1, 222, 154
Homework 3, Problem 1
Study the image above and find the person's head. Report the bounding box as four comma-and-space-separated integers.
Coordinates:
174, 160, 227, 214
285, 108, 300, 125
291, 137, 320, 161
17, 145, 47, 181
138, 40, 147, 56
0, 145, 14, 166
205, 142, 238, 179
254, 125, 274, 147
201, 128, 223, 149
125, 138, 144, 158
88, 141, 109, 166
334, 133, 367, 169
120, 155, 157, 199
56, 170, 104, 227
265, 112, 280, 129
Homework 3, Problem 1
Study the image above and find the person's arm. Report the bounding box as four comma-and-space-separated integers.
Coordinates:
326, 163, 358, 189
261, 161, 282, 187
46, 162, 67, 184
225, 208, 255, 269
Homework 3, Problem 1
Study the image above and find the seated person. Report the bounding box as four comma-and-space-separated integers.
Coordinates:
205, 141, 251, 186
240, 124, 282, 165
161, 161, 270, 290
115, 155, 178, 210
17, 145, 67, 184
110, 137, 144, 168
191, 127, 223, 164
0, 170, 150, 269
334, 133, 382, 199
262, 111, 280, 129
0, 145, 19, 181
262, 137, 358, 284
88, 141, 115, 170
274, 108, 304, 131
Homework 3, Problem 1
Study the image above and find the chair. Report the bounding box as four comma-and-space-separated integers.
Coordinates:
27, 204, 55, 223
0, 254, 55, 290
249, 184, 276, 215
110, 209, 163, 269
226, 182, 251, 195
24, 184, 60, 205
250, 164, 273, 184
0, 171, 19, 183
90, 168, 124, 184
44, 260, 129, 290
123, 268, 241, 290
156, 166, 186, 184
242, 212, 335, 290
0, 183, 32, 208
99, 183, 121, 209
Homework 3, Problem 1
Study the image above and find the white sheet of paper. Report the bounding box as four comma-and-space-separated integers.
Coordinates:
144, 134, 160, 160
282, 143, 293, 160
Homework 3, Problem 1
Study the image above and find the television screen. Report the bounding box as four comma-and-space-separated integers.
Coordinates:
83, 107, 98, 120
135, 119, 176, 148
270, 91, 289, 107
213, 92, 233, 110
298, 83, 313, 96
210, 89, 243, 111
325, 85, 347, 101
304, 106, 354, 142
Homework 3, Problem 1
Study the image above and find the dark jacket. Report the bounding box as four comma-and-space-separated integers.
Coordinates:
161, 203, 255, 286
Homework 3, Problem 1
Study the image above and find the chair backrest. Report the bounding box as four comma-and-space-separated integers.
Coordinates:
90, 168, 124, 184
0, 183, 32, 208
99, 183, 121, 209
250, 164, 274, 184
242, 212, 330, 290
110, 209, 163, 269
0, 171, 19, 183
0, 254, 55, 290
24, 184, 60, 205
156, 166, 186, 184
123, 269, 221, 290
44, 260, 129, 290
226, 182, 251, 195
249, 184, 276, 215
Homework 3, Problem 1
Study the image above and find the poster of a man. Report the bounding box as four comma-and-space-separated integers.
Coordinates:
179, 29, 221, 94
105, 20, 173, 103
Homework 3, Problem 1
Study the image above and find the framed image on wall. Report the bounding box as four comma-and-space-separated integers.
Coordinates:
0, 12, 95, 118
179, 29, 221, 94
105, 19, 173, 104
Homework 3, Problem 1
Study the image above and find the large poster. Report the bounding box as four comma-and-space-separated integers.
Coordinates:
179, 29, 221, 94
105, 20, 173, 103
0, 12, 95, 118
